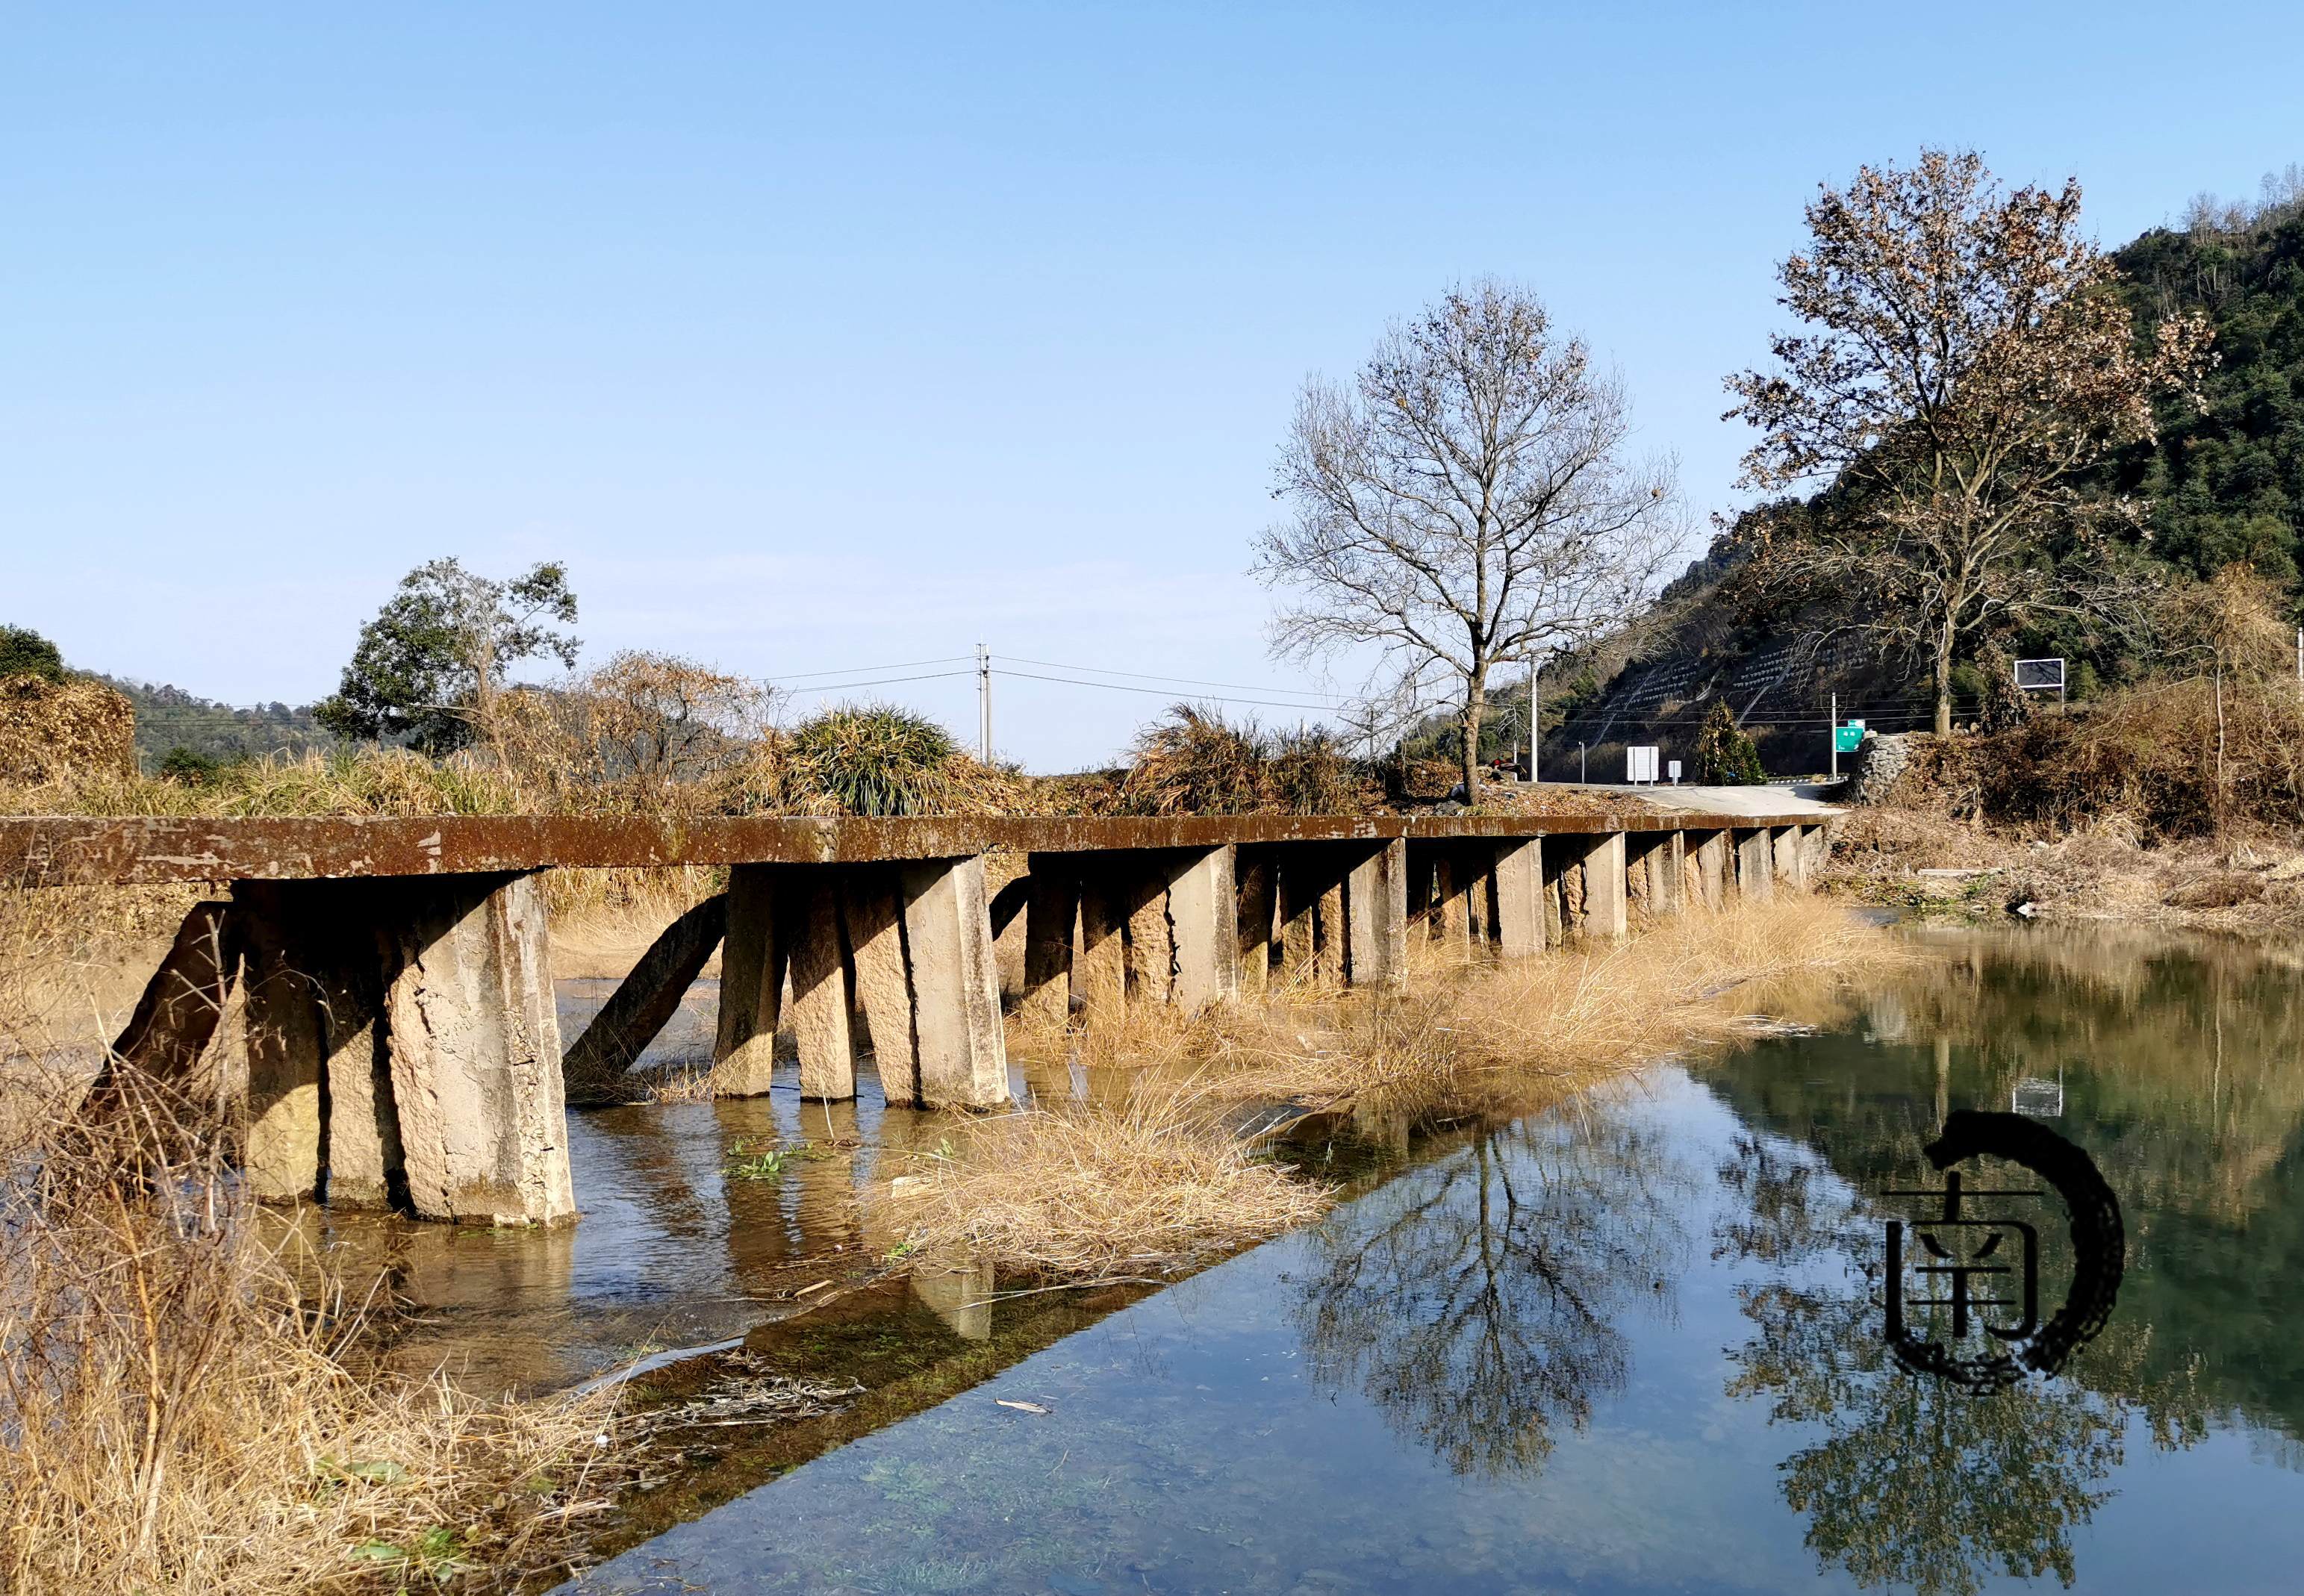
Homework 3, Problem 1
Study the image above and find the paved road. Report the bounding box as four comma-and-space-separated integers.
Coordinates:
1498, 781, 1845, 816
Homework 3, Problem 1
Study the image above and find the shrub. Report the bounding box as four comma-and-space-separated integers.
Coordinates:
1269, 727, 1366, 814
0, 625, 65, 684
1887, 673, 2304, 839
1121, 705, 1271, 815
1694, 700, 1765, 785
787, 703, 957, 816
157, 746, 223, 786
0, 1074, 623, 1592
0, 676, 136, 785
1118, 705, 1376, 817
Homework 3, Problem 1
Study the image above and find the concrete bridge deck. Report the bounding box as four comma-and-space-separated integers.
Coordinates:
16, 809, 1834, 1231
1, 810, 1769, 886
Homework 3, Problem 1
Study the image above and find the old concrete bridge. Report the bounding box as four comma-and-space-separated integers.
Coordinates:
4, 809, 1831, 1228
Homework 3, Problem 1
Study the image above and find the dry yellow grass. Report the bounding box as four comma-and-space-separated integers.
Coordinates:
1219, 894, 1890, 1115
0, 1076, 629, 1595
885, 1072, 1332, 1278
889, 1068, 1345, 1280
894, 897, 1892, 1279
0, 832, 676, 1593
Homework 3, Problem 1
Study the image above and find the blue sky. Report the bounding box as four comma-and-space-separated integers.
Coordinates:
5, 3, 2300, 769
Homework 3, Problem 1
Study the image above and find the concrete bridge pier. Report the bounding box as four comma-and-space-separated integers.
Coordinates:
1802, 823, 1831, 882
1019, 852, 1081, 1024
233, 873, 576, 1227
1269, 844, 1351, 987
1410, 838, 1545, 964
712, 862, 787, 1097
1489, 838, 1544, 958
1421, 843, 1478, 962
1628, 830, 1684, 923
1018, 846, 1239, 1021
713, 858, 1008, 1110
1575, 833, 1629, 942
897, 855, 1009, 1109
1344, 837, 1409, 986
1734, 828, 1776, 900
1167, 845, 1240, 1010
1235, 846, 1277, 997
1772, 825, 1808, 891
1683, 829, 1729, 911
1242, 840, 1402, 991
1539, 835, 1627, 944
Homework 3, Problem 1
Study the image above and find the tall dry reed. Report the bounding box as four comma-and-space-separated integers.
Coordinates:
0, 1071, 624, 1594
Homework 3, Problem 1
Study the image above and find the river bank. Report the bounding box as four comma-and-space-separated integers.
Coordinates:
1823, 804, 2304, 939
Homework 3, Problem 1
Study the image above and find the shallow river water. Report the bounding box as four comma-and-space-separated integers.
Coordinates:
332, 923, 2304, 1593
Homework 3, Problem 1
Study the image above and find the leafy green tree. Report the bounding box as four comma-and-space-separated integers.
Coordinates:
1694, 699, 1764, 783
0, 624, 66, 683
316, 558, 578, 753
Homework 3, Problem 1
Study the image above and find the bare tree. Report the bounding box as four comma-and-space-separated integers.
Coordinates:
1257, 280, 1684, 804
1726, 149, 2213, 735
2154, 564, 2294, 834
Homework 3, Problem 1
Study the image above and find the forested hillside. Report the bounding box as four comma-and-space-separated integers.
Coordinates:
96, 676, 331, 770
2101, 196, 2304, 581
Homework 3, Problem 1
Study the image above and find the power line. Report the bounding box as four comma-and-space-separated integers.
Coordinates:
1000, 655, 1348, 705
781, 669, 975, 696
765, 655, 974, 681
991, 668, 1355, 717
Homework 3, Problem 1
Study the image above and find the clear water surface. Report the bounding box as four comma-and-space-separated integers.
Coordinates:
544, 925, 2304, 1595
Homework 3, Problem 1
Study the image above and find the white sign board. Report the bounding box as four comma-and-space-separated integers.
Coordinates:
1626, 745, 1660, 784
2014, 658, 2065, 691
1666, 759, 1683, 785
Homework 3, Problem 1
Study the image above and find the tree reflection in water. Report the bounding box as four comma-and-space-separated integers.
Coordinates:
1717, 1130, 2204, 1596
1292, 1113, 1691, 1477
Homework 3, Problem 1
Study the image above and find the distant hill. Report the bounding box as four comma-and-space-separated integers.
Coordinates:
97, 676, 333, 770
1531, 178, 2304, 782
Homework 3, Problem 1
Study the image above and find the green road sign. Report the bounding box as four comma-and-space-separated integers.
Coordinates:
1833, 721, 1866, 753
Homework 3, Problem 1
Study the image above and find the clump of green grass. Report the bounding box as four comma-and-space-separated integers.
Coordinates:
723, 1138, 835, 1180
785, 703, 957, 817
